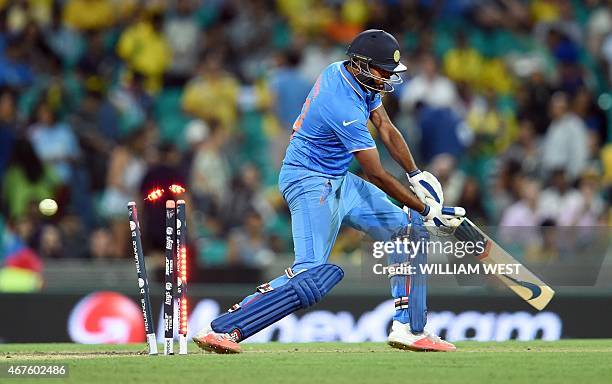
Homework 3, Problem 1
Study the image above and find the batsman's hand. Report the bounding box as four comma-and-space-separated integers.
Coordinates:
407, 170, 444, 206
419, 197, 464, 234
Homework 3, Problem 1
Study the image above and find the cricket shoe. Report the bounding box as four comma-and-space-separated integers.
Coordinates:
192, 326, 242, 354
387, 320, 456, 352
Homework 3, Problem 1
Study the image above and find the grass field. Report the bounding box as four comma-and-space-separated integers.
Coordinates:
1, 340, 611, 384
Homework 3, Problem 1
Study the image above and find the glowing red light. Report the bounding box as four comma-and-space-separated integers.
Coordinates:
178, 245, 188, 335
169, 184, 186, 195
144, 188, 164, 201
180, 298, 188, 334
180, 247, 187, 282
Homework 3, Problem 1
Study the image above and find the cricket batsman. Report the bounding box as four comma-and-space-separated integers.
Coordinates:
193, 30, 463, 353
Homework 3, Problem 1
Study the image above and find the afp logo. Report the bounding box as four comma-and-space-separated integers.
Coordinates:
68, 291, 145, 344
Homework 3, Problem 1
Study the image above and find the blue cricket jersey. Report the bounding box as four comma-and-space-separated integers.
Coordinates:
282, 61, 383, 176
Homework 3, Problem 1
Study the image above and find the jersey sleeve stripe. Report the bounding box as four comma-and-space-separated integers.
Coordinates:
349, 146, 377, 153
369, 102, 383, 112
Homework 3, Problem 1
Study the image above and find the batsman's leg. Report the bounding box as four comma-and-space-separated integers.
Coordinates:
193, 173, 345, 352
341, 173, 455, 351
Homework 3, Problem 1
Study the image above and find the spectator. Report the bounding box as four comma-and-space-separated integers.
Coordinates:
401, 53, 458, 110
571, 171, 605, 226
108, 72, 152, 135
415, 104, 470, 164
189, 120, 231, 213
524, 219, 560, 264
182, 52, 240, 132
77, 31, 118, 91
297, 34, 347, 84
541, 92, 589, 181
164, 0, 200, 84
222, 164, 274, 230
586, 4, 611, 60
534, 1, 582, 47
63, 0, 116, 32
27, 101, 81, 185
429, 154, 465, 207
516, 70, 553, 135
21, 20, 55, 74
499, 177, 542, 248
0, 35, 34, 88
100, 127, 150, 257
538, 168, 580, 223
270, 49, 312, 130
466, 90, 515, 155
225, 0, 277, 75
573, 87, 607, 144
477, 0, 529, 30
44, 2, 83, 67
500, 118, 541, 177
491, 160, 523, 222
68, 90, 118, 192
540, 169, 605, 226
88, 227, 114, 259
478, 55, 515, 95
117, 9, 171, 93
227, 210, 274, 267
457, 177, 488, 225
38, 225, 63, 259
443, 32, 483, 89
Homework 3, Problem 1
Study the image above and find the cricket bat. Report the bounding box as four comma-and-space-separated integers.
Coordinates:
451, 218, 555, 310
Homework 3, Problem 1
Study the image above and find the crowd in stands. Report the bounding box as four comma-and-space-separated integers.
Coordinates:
0, 0, 610, 285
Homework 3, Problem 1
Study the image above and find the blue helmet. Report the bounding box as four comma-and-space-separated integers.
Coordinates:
346, 29, 407, 93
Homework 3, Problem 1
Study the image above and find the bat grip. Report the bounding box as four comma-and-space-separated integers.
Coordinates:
441, 207, 466, 217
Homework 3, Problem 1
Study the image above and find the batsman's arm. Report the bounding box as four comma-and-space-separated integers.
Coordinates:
369, 105, 418, 174
354, 148, 426, 213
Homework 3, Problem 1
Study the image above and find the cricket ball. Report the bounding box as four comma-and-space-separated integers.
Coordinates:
39, 198, 58, 216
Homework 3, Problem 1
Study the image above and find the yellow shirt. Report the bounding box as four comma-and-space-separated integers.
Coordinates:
479, 58, 514, 95
117, 20, 171, 92
63, 0, 115, 30
443, 47, 483, 86
182, 73, 240, 131
530, 0, 560, 23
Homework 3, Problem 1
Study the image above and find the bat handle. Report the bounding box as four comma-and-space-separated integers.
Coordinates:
441, 206, 466, 217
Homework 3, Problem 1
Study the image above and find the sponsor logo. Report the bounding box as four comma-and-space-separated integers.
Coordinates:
187, 299, 562, 343
164, 314, 173, 331
501, 275, 542, 300
68, 292, 145, 344
67, 294, 564, 344
129, 221, 136, 231
132, 241, 140, 272
342, 119, 358, 127
165, 259, 173, 275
